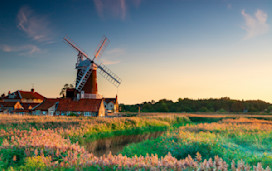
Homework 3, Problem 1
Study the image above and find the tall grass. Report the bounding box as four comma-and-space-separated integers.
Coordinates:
0, 114, 271, 170
120, 118, 272, 168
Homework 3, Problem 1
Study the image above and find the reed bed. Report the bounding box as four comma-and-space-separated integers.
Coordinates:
121, 118, 272, 168
0, 114, 271, 170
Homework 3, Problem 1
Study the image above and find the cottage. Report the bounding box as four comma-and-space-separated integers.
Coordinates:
32, 98, 106, 117
56, 98, 106, 117
0, 101, 40, 114
0, 102, 17, 113
1, 89, 44, 114
104, 95, 119, 113
2, 89, 44, 103
32, 98, 59, 116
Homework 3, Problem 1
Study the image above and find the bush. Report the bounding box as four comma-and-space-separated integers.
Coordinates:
0, 147, 25, 169
24, 156, 46, 168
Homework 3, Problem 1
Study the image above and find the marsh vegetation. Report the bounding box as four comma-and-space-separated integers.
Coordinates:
0, 114, 271, 170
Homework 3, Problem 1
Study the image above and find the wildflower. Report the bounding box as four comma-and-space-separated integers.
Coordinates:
13, 155, 16, 161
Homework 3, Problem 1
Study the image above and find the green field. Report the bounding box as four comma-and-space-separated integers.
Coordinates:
0, 113, 271, 170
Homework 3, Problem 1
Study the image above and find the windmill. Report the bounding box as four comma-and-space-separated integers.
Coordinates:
64, 36, 121, 100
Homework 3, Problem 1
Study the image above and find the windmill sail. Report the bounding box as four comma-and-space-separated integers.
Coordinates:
97, 63, 121, 87
64, 37, 88, 58
76, 65, 93, 91
93, 36, 109, 60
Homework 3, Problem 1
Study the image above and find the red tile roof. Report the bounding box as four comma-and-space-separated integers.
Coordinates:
3, 90, 45, 100
0, 102, 17, 107
104, 98, 117, 104
2, 91, 20, 100
19, 91, 44, 100
34, 98, 59, 111
14, 109, 30, 113
21, 103, 40, 110
56, 98, 103, 112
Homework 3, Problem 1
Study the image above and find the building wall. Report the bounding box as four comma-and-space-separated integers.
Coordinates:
14, 102, 23, 110
3, 99, 20, 102
83, 112, 98, 117
48, 104, 57, 116
32, 110, 41, 115
104, 101, 117, 113
21, 99, 43, 103
98, 101, 106, 117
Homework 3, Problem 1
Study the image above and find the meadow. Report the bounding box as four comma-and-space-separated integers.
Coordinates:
0, 113, 271, 170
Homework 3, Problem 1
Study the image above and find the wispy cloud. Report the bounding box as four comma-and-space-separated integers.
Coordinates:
93, 0, 141, 20
241, 9, 269, 39
106, 48, 125, 57
17, 6, 53, 43
0, 44, 41, 55
99, 48, 125, 65
227, 4, 232, 9
101, 58, 121, 65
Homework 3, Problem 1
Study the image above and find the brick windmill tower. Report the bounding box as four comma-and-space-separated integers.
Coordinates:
64, 36, 121, 100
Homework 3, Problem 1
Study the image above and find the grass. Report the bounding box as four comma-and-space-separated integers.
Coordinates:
120, 117, 272, 168
0, 114, 192, 170
0, 114, 272, 170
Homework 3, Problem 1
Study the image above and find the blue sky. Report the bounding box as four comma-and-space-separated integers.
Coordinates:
0, 0, 271, 104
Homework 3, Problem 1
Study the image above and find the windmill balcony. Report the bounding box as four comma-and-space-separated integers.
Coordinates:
81, 93, 103, 99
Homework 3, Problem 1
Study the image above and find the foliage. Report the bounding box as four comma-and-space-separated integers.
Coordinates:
120, 97, 271, 113
120, 118, 272, 168
0, 114, 271, 170
59, 83, 74, 97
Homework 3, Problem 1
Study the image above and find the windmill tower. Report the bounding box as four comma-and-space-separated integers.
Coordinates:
64, 36, 121, 100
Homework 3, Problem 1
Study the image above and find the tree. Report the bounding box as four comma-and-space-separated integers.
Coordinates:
60, 84, 74, 97
266, 106, 272, 113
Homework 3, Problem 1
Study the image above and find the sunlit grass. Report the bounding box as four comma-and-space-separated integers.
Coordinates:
120, 118, 272, 168
0, 114, 271, 170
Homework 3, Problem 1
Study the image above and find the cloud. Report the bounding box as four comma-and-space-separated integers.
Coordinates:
101, 58, 121, 65
106, 48, 125, 57
241, 9, 269, 39
93, 0, 141, 20
98, 48, 125, 65
0, 44, 41, 55
17, 6, 53, 43
227, 4, 232, 9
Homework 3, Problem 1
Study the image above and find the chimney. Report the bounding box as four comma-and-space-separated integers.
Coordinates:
8, 91, 10, 95
31, 88, 34, 92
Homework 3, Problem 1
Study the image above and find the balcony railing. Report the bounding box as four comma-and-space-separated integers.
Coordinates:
81, 94, 103, 99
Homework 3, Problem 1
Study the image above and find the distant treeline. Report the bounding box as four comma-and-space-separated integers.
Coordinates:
119, 97, 272, 113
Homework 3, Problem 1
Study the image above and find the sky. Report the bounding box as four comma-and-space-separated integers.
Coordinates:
0, 0, 271, 104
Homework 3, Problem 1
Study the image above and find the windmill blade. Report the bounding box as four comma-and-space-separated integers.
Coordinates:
97, 63, 121, 87
64, 36, 89, 59
93, 36, 109, 60
75, 65, 93, 91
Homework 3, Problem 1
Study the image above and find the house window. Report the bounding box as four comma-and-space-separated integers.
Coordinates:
84, 112, 90, 116
42, 111, 47, 115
